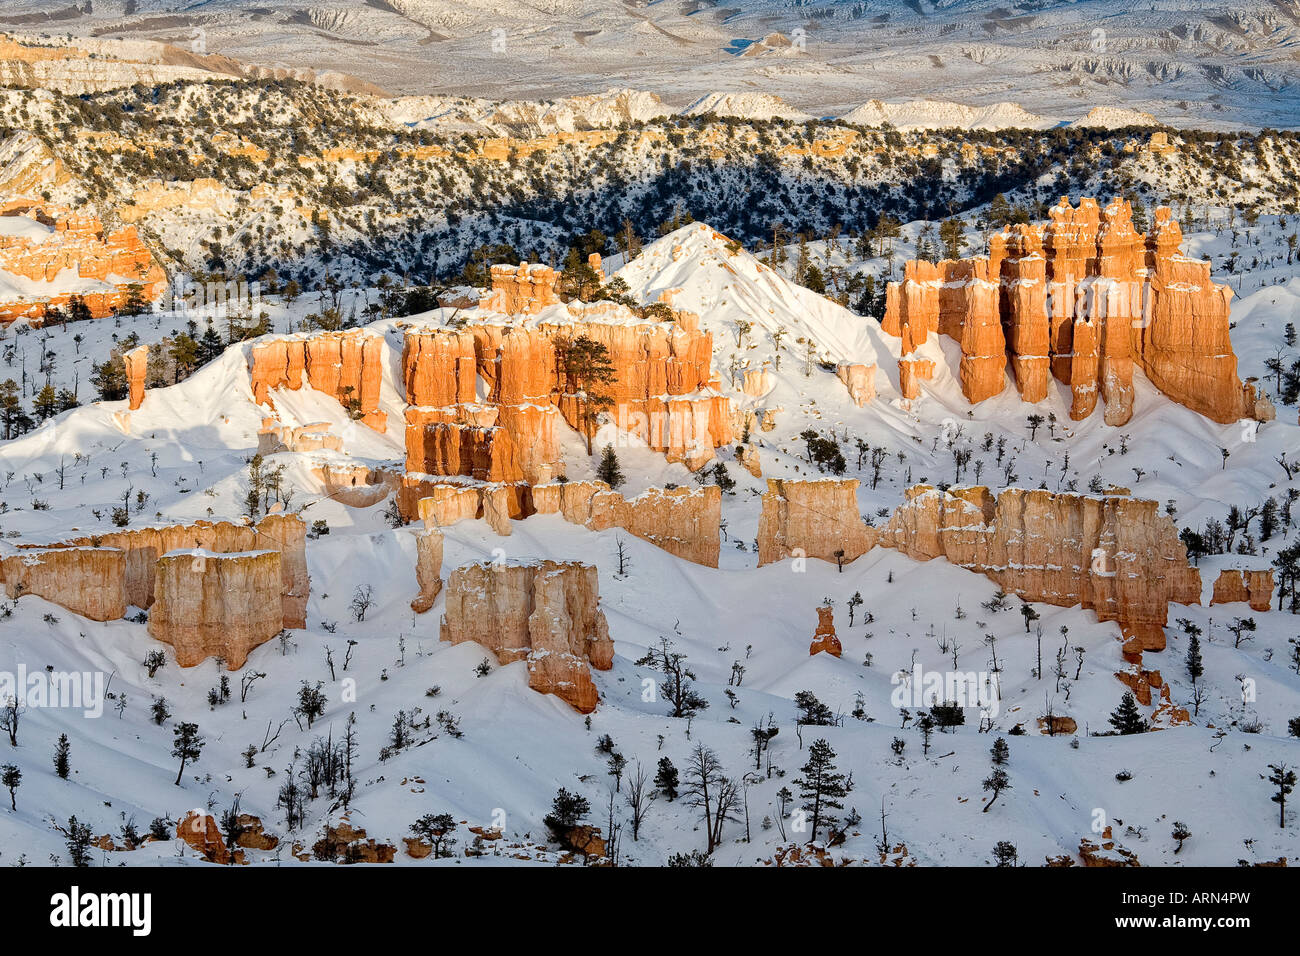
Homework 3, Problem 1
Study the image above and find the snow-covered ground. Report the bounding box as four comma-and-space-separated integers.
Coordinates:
0, 217, 1297, 867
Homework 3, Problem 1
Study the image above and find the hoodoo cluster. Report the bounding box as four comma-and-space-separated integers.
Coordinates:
883, 197, 1275, 425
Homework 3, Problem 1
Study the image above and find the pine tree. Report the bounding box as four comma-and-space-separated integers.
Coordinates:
1268, 763, 1296, 829
64, 815, 94, 867
654, 756, 679, 801
1186, 634, 1204, 686
990, 736, 1010, 765
795, 738, 849, 842
2, 763, 19, 810
32, 384, 59, 422
982, 767, 1011, 812
1108, 691, 1148, 735
172, 722, 204, 786
595, 444, 624, 489
53, 733, 70, 779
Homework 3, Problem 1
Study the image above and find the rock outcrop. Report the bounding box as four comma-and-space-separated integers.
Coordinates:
479, 263, 561, 315
1211, 568, 1274, 611
835, 362, 876, 406
531, 481, 722, 567
123, 345, 149, 410
881, 198, 1271, 425
147, 549, 283, 668
0, 545, 126, 621
51, 514, 308, 629
401, 308, 731, 475
874, 485, 1201, 646
809, 605, 842, 657
440, 560, 614, 713
248, 329, 387, 432
756, 479, 874, 567
0, 204, 167, 325
178, 811, 243, 865
410, 526, 444, 613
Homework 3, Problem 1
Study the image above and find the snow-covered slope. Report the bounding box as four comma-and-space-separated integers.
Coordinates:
0, 216, 1297, 868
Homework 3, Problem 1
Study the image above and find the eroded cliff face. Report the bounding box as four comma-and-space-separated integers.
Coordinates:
1211, 569, 1275, 611
53, 514, 307, 629
876, 485, 1202, 645
248, 329, 387, 432
148, 549, 283, 668
440, 560, 614, 713
756, 478, 875, 567
0, 545, 127, 621
881, 198, 1272, 425
531, 481, 722, 567
0, 204, 168, 325
401, 306, 731, 479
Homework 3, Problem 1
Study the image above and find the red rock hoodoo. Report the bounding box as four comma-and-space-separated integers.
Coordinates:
440, 560, 614, 713
809, 605, 842, 657
881, 198, 1274, 425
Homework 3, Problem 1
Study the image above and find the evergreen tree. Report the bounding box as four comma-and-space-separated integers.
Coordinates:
32, 384, 59, 422
990, 736, 1010, 765
654, 756, 679, 801
1108, 691, 1148, 735
91, 356, 129, 401
982, 767, 1011, 812
2, 763, 19, 810
1186, 634, 1204, 686
558, 335, 615, 455
171, 722, 204, 785
1268, 763, 1296, 829
595, 444, 625, 489
794, 738, 849, 842
64, 815, 94, 867
53, 733, 70, 779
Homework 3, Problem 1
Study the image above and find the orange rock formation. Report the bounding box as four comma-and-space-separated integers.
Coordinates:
809, 605, 842, 657
1210, 568, 1274, 611
410, 526, 444, 613
0, 206, 167, 325
440, 560, 614, 713
147, 549, 283, 668
479, 263, 561, 315
122, 345, 148, 410
874, 485, 1201, 646
835, 362, 876, 406
756, 478, 874, 567
881, 198, 1274, 425
248, 329, 387, 432
50, 514, 307, 628
531, 480, 722, 567
0, 545, 126, 621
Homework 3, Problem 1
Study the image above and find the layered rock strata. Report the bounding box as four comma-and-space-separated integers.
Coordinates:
440, 560, 614, 712
756, 478, 874, 567
1210, 569, 1275, 611
0, 545, 127, 621
147, 549, 283, 668
248, 329, 387, 432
